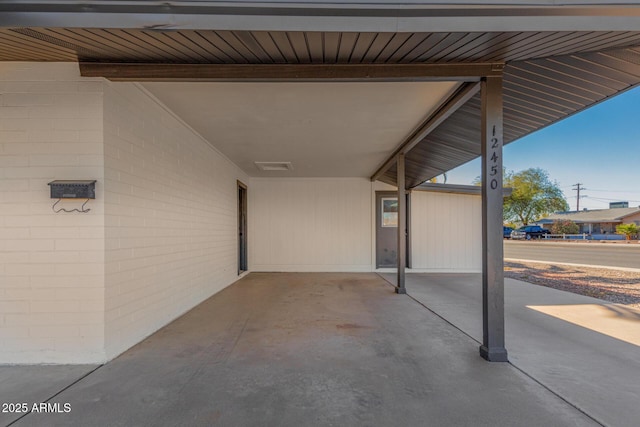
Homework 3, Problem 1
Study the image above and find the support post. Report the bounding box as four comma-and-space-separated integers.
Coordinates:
396, 153, 407, 294
479, 76, 508, 362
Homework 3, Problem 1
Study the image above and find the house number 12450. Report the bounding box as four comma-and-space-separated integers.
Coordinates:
489, 125, 500, 190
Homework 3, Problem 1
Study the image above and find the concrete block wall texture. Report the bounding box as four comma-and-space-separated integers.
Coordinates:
250, 178, 373, 272
0, 63, 106, 363
102, 82, 249, 360
410, 191, 482, 272
1, 63, 249, 363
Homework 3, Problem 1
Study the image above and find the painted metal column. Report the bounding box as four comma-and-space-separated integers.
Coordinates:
480, 75, 508, 362
396, 153, 407, 294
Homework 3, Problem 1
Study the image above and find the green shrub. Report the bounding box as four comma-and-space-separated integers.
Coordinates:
616, 223, 639, 240
550, 220, 580, 234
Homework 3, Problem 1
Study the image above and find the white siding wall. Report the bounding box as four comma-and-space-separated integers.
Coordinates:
250, 178, 372, 271
410, 191, 481, 272
0, 63, 105, 363
103, 83, 249, 359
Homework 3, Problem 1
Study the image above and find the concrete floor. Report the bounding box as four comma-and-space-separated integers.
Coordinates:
1, 273, 601, 427
382, 273, 640, 427
0, 365, 97, 426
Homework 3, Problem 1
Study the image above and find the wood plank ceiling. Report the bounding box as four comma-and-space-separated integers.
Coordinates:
2, 27, 640, 187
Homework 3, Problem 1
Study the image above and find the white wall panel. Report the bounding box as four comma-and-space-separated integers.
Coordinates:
410, 191, 481, 272
250, 178, 372, 271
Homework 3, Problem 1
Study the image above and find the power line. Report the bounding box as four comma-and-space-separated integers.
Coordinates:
588, 196, 640, 203
581, 188, 640, 194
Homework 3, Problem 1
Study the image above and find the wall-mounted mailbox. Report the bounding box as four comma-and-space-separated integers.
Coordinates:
48, 180, 96, 199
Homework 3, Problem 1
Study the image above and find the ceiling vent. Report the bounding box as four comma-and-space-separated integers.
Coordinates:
254, 161, 293, 172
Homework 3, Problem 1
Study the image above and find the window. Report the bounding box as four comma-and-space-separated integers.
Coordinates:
381, 198, 398, 227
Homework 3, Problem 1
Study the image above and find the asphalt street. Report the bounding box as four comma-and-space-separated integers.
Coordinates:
504, 240, 640, 269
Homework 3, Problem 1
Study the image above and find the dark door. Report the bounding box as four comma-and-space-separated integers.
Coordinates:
238, 181, 248, 274
376, 191, 410, 269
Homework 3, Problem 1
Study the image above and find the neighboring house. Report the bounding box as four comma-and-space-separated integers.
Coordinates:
537, 207, 640, 235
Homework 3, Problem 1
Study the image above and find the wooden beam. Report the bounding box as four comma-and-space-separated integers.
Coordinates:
79, 62, 504, 82
370, 81, 481, 182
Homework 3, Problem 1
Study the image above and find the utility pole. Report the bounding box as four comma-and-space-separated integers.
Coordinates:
573, 183, 584, 211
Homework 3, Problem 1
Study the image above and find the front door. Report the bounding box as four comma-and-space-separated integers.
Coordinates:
376, 191, 411, 268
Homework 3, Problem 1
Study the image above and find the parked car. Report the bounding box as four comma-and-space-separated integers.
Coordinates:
503, 226, 514, 238
510, 225, 551, 240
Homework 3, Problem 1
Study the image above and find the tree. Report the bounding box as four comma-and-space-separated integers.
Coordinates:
616, 223, 639, 240
551, 220, 579, 234
428, 173, 448, 184
503, 168, 568, 225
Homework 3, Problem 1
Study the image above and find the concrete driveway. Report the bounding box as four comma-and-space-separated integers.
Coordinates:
382, 273, 640, 427
1, 273, 594, 427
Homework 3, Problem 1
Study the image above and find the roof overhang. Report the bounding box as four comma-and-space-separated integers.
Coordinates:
379, 47, 640, 188
4, 2, 640, 32
2, 5, 640, 186
413, 182, 513, 197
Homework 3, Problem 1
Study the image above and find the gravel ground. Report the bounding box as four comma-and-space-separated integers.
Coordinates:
504, 261, 640, 309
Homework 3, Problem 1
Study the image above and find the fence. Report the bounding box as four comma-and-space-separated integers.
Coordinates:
544, 233, 589, 240
544, 233, 624, 241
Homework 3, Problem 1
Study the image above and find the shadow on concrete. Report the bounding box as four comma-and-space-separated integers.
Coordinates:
601, 304, 640, 320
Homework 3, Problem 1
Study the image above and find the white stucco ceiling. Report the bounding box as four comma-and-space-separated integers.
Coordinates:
142, 81, 459, 177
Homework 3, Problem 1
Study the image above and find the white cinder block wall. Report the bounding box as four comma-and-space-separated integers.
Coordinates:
250, 178, 373, 271
1, 63, 248, 363
410, 191, 482, 272
0, 63, 106, 363
103, 82, 249, 359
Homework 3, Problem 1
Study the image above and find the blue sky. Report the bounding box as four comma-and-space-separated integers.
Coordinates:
446, 85, 640, 210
